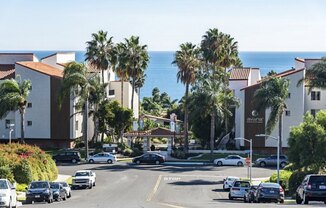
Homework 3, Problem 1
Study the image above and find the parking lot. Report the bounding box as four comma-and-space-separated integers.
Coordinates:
22, 162, 325, 208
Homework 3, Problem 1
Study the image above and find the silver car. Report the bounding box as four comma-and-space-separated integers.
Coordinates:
255, 155, 288, 168
229, 180, 251, 200
59, 182, 71, 198
88, 152, 117, 164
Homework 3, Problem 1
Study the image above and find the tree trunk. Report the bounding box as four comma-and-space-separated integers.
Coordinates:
121, 78, 124, 106
210, 112, 215, 156
102, 70, 105, 85
91, 114, 98, 143
278, 112, 283, 155
20, 108, 26, 143
183, 84, 189, 154
83, 100, 89, 159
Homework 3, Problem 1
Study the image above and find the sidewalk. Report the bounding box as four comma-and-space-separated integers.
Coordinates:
54, 174, 71, 182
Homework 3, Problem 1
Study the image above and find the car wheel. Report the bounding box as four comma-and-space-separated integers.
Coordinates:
89, 183, 93, 189
48, 197, 52, 203
155, 160, 160, 165
89, 159, 94, 164
217, 161, 223, 166
280, 162, 286, 168
136, 160, 141, 165
295, 193, 302, 204
72, 159, 77, 164
280, 199, 284, 204
260, 162, 266, 167
303, 193, 309, 204
68, 192, 71, 198
324, 200, 326, 204
228, 193, 233, 200
243, 196, 247, 203
237, 161, 243, 166
107, 159, 113, 164
93, 181, 96, 186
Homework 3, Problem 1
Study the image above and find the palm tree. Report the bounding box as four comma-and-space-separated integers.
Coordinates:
124, 36, 149, 112
112, 42, 128, 106
253, 77, 290, 154
59, 62, 93, 158
0, 78, 31, 143
172, 42, 200, 153
85, 30, 114, 84
298, 57, 326, 92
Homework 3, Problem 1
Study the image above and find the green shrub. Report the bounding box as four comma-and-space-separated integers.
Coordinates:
288, 170, 315, 195
13, 160, 33, 184
0, 166, 14, 183
123, 148, 133, 157
16, 183, 28, 192
171, 150, 186, 159
269, 170, 293, 191
131, 148, 142, 157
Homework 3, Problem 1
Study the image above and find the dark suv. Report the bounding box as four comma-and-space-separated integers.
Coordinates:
296, 174, 326, 204
255, 155, 288, 168
52, 151, 81, 163
26, 181, 53, 204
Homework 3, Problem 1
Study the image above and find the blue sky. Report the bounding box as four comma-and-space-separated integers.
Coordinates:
1, 0, 326, 51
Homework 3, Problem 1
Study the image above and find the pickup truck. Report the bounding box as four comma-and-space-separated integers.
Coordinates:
71, 170, 96, 189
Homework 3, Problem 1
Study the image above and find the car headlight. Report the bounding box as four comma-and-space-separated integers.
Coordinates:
0, 193, 6, 197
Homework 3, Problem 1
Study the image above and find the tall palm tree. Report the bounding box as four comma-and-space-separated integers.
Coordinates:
172, 42, 200, 153
298, 57, 326, 92
124, 36, 149, 112
59, 62, 93, 158
253, 77, 290, 154
85, 30, 114, 84
112, 42, 128, 106
0, 78, 31, 143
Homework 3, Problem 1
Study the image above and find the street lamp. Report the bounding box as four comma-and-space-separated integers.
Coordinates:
235, 137, 252, 183
8, 124, 15, 144
256, 134, 280, 184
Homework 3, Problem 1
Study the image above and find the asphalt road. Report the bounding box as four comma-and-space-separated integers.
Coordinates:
22, 162, 325, 208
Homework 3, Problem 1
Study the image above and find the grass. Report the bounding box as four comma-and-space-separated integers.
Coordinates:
189, 153, 269, 161
117, 158, 133, 163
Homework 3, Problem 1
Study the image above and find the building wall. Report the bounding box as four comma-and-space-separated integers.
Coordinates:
249, 69, 261, 85
41, 52, 75, 69
15, 64, 51, 139
267, 70, 305, 147
304, 87, 326, 114
0, 112, 16, 140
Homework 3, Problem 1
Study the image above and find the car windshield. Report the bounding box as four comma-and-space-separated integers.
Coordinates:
30, 182, 49, 189
60, 182, 68, 187
0, 181, 8, 189
75, 172, 89, 177
310, 176, 326, 186
233, 181, 250, 187
228, 177, 238, 181
50, 183, 60, 189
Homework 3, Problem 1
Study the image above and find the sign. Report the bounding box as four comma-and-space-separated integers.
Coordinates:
245, 157, 251, 165
246, 110, 264, 124
170, 121, 175, 132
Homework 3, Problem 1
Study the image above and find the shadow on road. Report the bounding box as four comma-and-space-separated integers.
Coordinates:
168, 179, 220, 186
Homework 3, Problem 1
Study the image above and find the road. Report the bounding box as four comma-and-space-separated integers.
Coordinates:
23, 162, 325, 208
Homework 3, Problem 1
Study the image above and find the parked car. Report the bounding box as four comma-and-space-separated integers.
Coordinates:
254, 182, 284, 203
26, 181, 53, 204
52, 151, 81, 164
228, 180, 251, 200
72, 170, 96, 189
59, 182, 71, 198
88, 152, 117, 164
214, 155, 245, 166
223, 176, 240, 190
0, 179, 17, 208
296, 174, 326, 204
244, 185, 258, 203
133, 153, 165, 165
50, 182, 67, 201
255, 155, 288, 168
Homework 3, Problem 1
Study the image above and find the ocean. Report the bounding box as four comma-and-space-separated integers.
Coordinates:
4, 51, 326, 100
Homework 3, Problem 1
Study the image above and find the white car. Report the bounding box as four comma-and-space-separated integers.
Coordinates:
72, 170, 96, 189
0, 179, 17, 208
59, 182, 71, 198
214, 155, 245, 166
229, 180, 251, 199
88, 152, 117, 164
223, 176, 240, 190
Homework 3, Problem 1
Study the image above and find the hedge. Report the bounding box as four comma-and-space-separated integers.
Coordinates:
269, 170, 293, 191
0, 143, 58, 185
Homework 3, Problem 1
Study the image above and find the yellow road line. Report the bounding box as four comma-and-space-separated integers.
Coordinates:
146, 175, 162, 201
158, 202, 186, 208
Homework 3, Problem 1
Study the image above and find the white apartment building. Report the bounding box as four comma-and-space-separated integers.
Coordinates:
236, 58, 326, 152
0, 52, 138, 148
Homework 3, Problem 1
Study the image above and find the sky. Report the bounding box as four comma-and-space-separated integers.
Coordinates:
1, 0, 326, 51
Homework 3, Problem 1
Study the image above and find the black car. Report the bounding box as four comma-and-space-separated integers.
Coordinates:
26, 181, 53, 204
254, 182, 284, 203
244, 185, 258, 203
133, 153, 165, 165
52, 151, 81, 163
296, 174, 326, 204
50, 182, 67, 201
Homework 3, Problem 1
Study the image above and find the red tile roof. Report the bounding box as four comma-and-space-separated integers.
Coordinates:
229, 67, 259, 80
16, 62, 63, 78
0, 69, 15, 80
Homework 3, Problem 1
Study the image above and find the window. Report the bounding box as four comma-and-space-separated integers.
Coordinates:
27, 103, 32, 108
109, 89, 115, 96
288, 93, 291, 98
311, 109, 319, 117
75, 121, 78, 131
27, 121, 32, 126
311, 91, 321, 100
5, 120, 11, 129
285, 110, 291, 116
